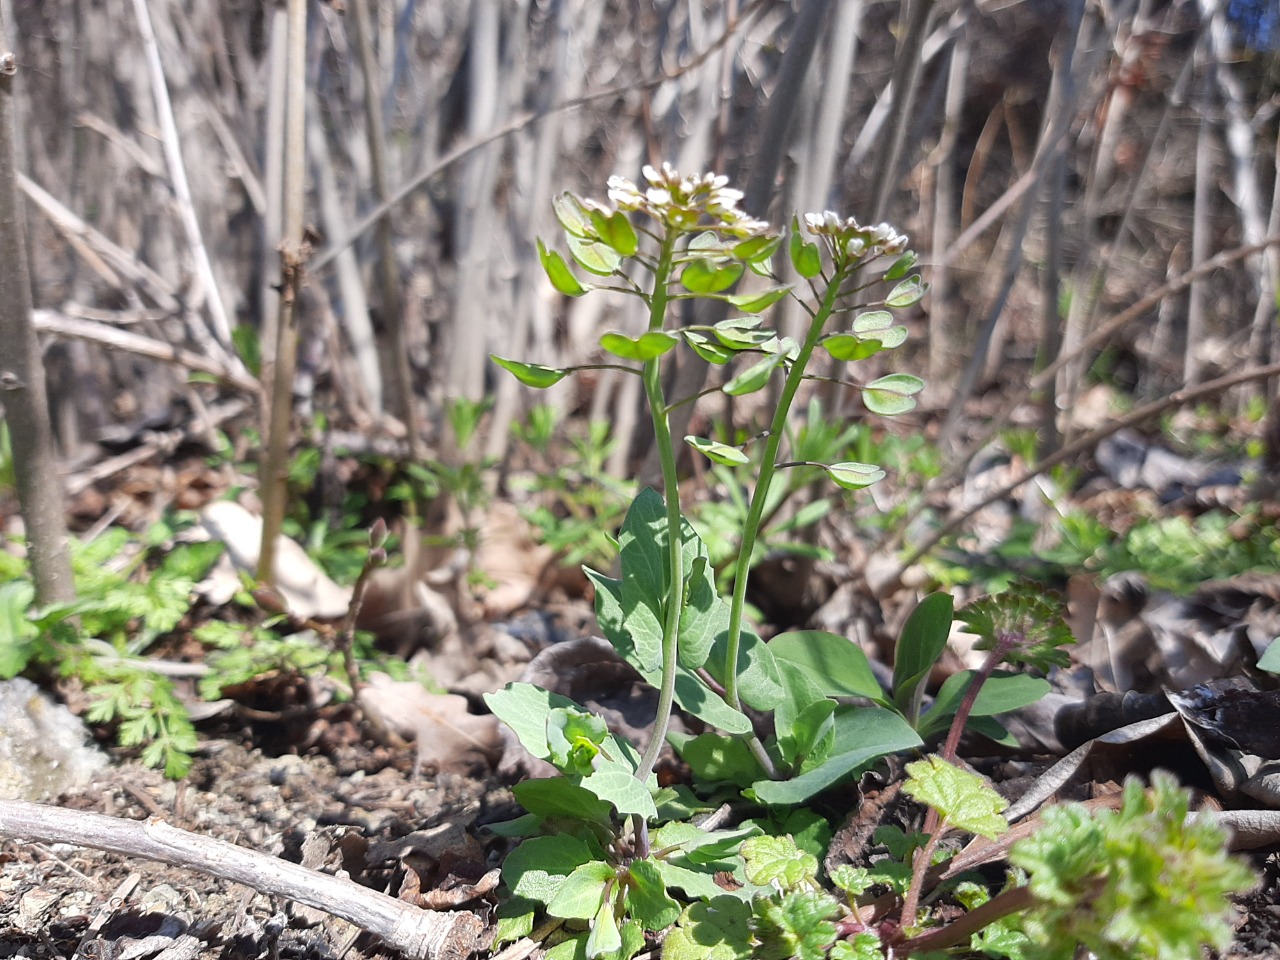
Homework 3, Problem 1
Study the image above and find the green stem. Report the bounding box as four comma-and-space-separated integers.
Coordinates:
635, 234, 683, 786
722, 274, 846, 720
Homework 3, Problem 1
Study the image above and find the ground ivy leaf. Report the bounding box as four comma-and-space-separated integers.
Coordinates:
664, 898, 754, 960
503, 834, 597, 905
903, 756, 1009, 840
741, 835, 818, 891
546, 860, 614, 919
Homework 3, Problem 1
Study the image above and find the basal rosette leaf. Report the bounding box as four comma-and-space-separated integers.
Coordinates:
769, 630, 887, 703
503, 834, 599, 905
546, 860, 615, 919
625, 859, 682, 930
892, 592, 955, 722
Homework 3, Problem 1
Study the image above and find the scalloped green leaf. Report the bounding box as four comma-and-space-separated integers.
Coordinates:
903, 756, 1009, 839
683, 330, 735, 364
599, 330, 677, 362
885, 275, 927, 308
685, 436, 749, 466
588, 208, 638, 256
822, 461, 886, 490
681, 259, 745, 294
537, 239, 588, 297
722, 352, 784, 396
724, 286, 789, 313
490, 354, 569, 389
566, 229, 622, 276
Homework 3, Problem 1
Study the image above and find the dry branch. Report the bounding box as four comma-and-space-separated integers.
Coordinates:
0, 800, 481, 960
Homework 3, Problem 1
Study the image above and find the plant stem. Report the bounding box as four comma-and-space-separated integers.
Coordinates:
902, 633, 1019, 923
635, 234, 682, 787
722, 273, 846, 718
894, 882, 1036, 953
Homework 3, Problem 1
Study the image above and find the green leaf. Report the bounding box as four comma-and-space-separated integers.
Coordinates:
751, 708, 921, 805
903, 756, 1009, 839
821, 461, 886, 490
849, 312, 908, 349
883, 250, 918, 281
586, 895, 623, 958
669, 731, 765, 788
682, 330, 736, 364
600, 331, 678, 362
753, 891, 839, 960
544, 934, 587, 960
663, 898, 754, 960
546, 860, 614, 919
589, 208, 639, 256
156, 540, 224, 581
893, 592, 955, 722
553, 192, 593, 238
917, 670, 1051, 741
684, 436, 749, 466
884, 275, 927, 308
581, 765, 658, 821
735, 234, 781, 266
778, 697, 837, 773
588, 570, 663, 676
503, 834, 597, 905
491, 354, 569, 389
1259, 637, 1280, 674
711, 317, 772, 350
546, 707, 611, 776
512, 777, 614, 825
769, 630, 887, 703
0, 581, 37, 679
485, 682, 579, 761
625, 859, 681, 929
567, 230, 623, 276
538, 239, 589, 296
231, 324, 261, 377
741, 834, 818, 891
724, 286, 789, 313
677, 554, 719, 670
820, 333, 882, 363
789, 229, 822, 278
862, 373, 924, 416
722, 353, 784, 396
493, 897, 538, 948
706, 622, 785, 711
681, 259, 745, 294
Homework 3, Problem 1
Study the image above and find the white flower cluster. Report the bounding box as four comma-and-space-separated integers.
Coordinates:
605, 163, 770, 238
803, 211, 908, 262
